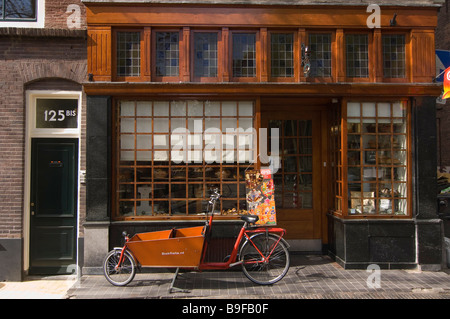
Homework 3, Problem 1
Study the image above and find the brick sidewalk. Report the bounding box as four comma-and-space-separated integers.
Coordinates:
66, 255, 450, 299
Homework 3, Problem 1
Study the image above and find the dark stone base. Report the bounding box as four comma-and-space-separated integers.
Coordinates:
0, 238, 23, 281
328, 214, 444, 270
328, 215, 413, 269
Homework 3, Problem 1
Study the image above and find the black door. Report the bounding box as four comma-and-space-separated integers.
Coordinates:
30, 138, 78, 275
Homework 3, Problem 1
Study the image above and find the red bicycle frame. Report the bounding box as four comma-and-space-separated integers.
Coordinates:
198, 211, 286, 270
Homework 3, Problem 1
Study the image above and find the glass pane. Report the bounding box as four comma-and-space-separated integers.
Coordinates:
119, 168, 134, 182
309, 33, 332, 77
284, 120, 297, 136
154, 101, 169, 116
136, 135, 152, 149
121, 118, 134, 133
393, 102, 406, 117
121, 101, 135, 116
121, 135, 134, 149
194, 32, 218, 77
362, 102, 376, 117
117, 32, 141, 77
136, 118, 152, 133
382, 35, 406, 78
299, 192, 312, 208
188, 101, 204, 116
171, 201, 186, 215
347, 102, 361, 117
239, 101, 254, 116
299, 120, 312, 136
298, 174, 312, 190
271, 33, 294, 77
377, 103, 391, 117
232, 33, 256, 77
155, 32, 179, 77
5, 0, 36, 20
136, 101, 152, 116
346, 34, 369, 78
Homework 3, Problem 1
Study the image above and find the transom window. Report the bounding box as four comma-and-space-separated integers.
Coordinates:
232, 33, 257, 78
116, 100, 256, 219
382, 34, 406, 78
194, 32, 218, 78
155, 32, 180, 77
0, 0, 36, 20
346, 34, 369, 78
309, 33, 332, 77
116, 32, 141, 77
270, 33, 294, 78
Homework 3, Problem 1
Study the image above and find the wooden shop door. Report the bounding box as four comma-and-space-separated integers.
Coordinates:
262, 110, 323, 240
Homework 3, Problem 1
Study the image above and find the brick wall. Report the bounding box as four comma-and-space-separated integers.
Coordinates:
45, 0, 87, 29
0, 33, 87, 239
436, 0, 450, 169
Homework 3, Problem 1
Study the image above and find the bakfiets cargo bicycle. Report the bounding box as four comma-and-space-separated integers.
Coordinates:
103, 189, 290, 292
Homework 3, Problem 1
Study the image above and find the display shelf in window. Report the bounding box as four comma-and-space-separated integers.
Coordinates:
115, 100, 255, 220
345, 101, 410, 217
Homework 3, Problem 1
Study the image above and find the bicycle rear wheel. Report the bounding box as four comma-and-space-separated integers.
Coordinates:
240, 233, 289, 285
103, 249, 136, 286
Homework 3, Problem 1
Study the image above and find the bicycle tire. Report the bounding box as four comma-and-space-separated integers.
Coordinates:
103, 249, 136, 286
240, 233, 290, 285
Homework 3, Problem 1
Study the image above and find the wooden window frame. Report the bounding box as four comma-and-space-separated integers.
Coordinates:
338, 98, 412, 219
112, 98, 257, 221
268, 30, 298, 83
344, 31, 373, 83
305, 30, 336, 83
190, 29, 223, 82
230, 30, 261, 82
378, 31, 410, 83
151, 29, 184, 82
113, 29, 146, 82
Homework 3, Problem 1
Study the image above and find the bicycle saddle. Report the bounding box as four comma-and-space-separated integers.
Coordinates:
240, 214, 259, 224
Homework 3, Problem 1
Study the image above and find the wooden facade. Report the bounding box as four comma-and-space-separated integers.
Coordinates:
82, 1, 444, 268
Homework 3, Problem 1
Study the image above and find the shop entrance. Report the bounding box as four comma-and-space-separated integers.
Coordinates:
29, 138, 78, 274
262, 107, 325, 245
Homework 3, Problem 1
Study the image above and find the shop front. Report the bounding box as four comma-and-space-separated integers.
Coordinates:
82, 0, 443, 273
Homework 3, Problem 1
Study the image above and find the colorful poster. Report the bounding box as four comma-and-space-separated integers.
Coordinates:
245, 169, 276, 225
444, 66, 450, 99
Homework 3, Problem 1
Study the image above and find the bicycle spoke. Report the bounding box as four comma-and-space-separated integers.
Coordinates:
240, 234, 289, 285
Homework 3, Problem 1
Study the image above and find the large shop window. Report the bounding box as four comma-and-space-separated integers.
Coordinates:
116, 100, 255, 220
345, 101, 410, 217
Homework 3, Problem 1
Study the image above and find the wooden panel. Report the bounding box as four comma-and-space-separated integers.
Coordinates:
85, 5, 438, 29
87, 27, 112, 81
83, 82, 442, 97
411, 30, 435, 83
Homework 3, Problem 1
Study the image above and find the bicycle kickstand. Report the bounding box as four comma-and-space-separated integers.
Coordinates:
168, 267, 190, 294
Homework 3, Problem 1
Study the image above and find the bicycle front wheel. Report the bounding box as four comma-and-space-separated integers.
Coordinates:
103, 249, 136, 286
240, 234, 290, 285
